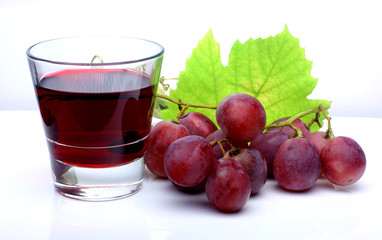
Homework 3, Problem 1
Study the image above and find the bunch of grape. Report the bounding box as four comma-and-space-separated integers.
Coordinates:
253, 117, 366, 191
145, 93, 367, 213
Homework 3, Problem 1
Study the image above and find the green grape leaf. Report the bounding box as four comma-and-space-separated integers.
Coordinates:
160, 26, 331, 131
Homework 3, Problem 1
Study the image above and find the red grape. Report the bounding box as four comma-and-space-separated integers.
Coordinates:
250, 131, 289, 178
179, 112, 218, 138
321, 136, 366, 186
228, 148, 267, 195
205, 157, 251, 212
273, 138, 321, 191
268, 117, 310, 138
306, 131, 330, 178
206, 129, 230, 160
306, 131, 329, 154
164, 135, 215, 189
216, 93, 266, 146
145, 121, 189, 178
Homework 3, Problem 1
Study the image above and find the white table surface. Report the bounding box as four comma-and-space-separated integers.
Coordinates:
0, 111, 380, 240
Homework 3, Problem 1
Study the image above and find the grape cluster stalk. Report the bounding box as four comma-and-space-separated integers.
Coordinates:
145, 92, 366, 213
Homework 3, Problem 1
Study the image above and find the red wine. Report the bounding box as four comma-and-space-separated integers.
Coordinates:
35, 69, 156, 168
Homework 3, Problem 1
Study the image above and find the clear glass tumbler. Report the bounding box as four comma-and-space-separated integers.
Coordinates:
27, 36, 164, 201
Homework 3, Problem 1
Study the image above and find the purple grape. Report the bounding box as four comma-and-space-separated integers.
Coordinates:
179, 112, 218, 138
206, 129, 230, 160
216, 93, 266, 147
228, 148, 267, 195
273, 138, 321, 191
268, 117, 310, 138
321, 136, 366, 186
164, 135, 215, 189
205, 157, 251, 212
306, 131, 330, 178
145, 121, 189, 178
306, 131, 329, 154
250, 131, 289, 178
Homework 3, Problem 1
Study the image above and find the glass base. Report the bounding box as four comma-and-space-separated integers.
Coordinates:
51, 157, 144, 201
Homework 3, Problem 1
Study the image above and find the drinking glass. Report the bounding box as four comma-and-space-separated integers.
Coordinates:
27, 36, 164, 201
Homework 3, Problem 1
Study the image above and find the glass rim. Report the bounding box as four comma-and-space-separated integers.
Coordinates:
26, 36, 165, 66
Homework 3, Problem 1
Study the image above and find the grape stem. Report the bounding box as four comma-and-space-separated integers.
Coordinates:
156, 93, 217, 110
159, 76, 178, 91
320, 105, 335, 139
264, 104, 333, 138
210, 138, 236, 158
172, 104, 190, 124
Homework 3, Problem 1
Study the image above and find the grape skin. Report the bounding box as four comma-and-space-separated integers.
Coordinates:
145, 121, 189, 178
250, 131, 289, 178
228, 148, 267, 195
321, 136, 366, 186
206, 129, 230, 160
273, 138, 321, 191
306, 131, 330, 178
268, 117, 310, 138
216, 93, 266, 146
205, 157, 251, 212
306, 131, 329, 154
179, 112, 218, 138
164, 135, 215, 188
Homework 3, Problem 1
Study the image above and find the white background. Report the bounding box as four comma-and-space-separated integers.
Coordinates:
1, 0, 382, 117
